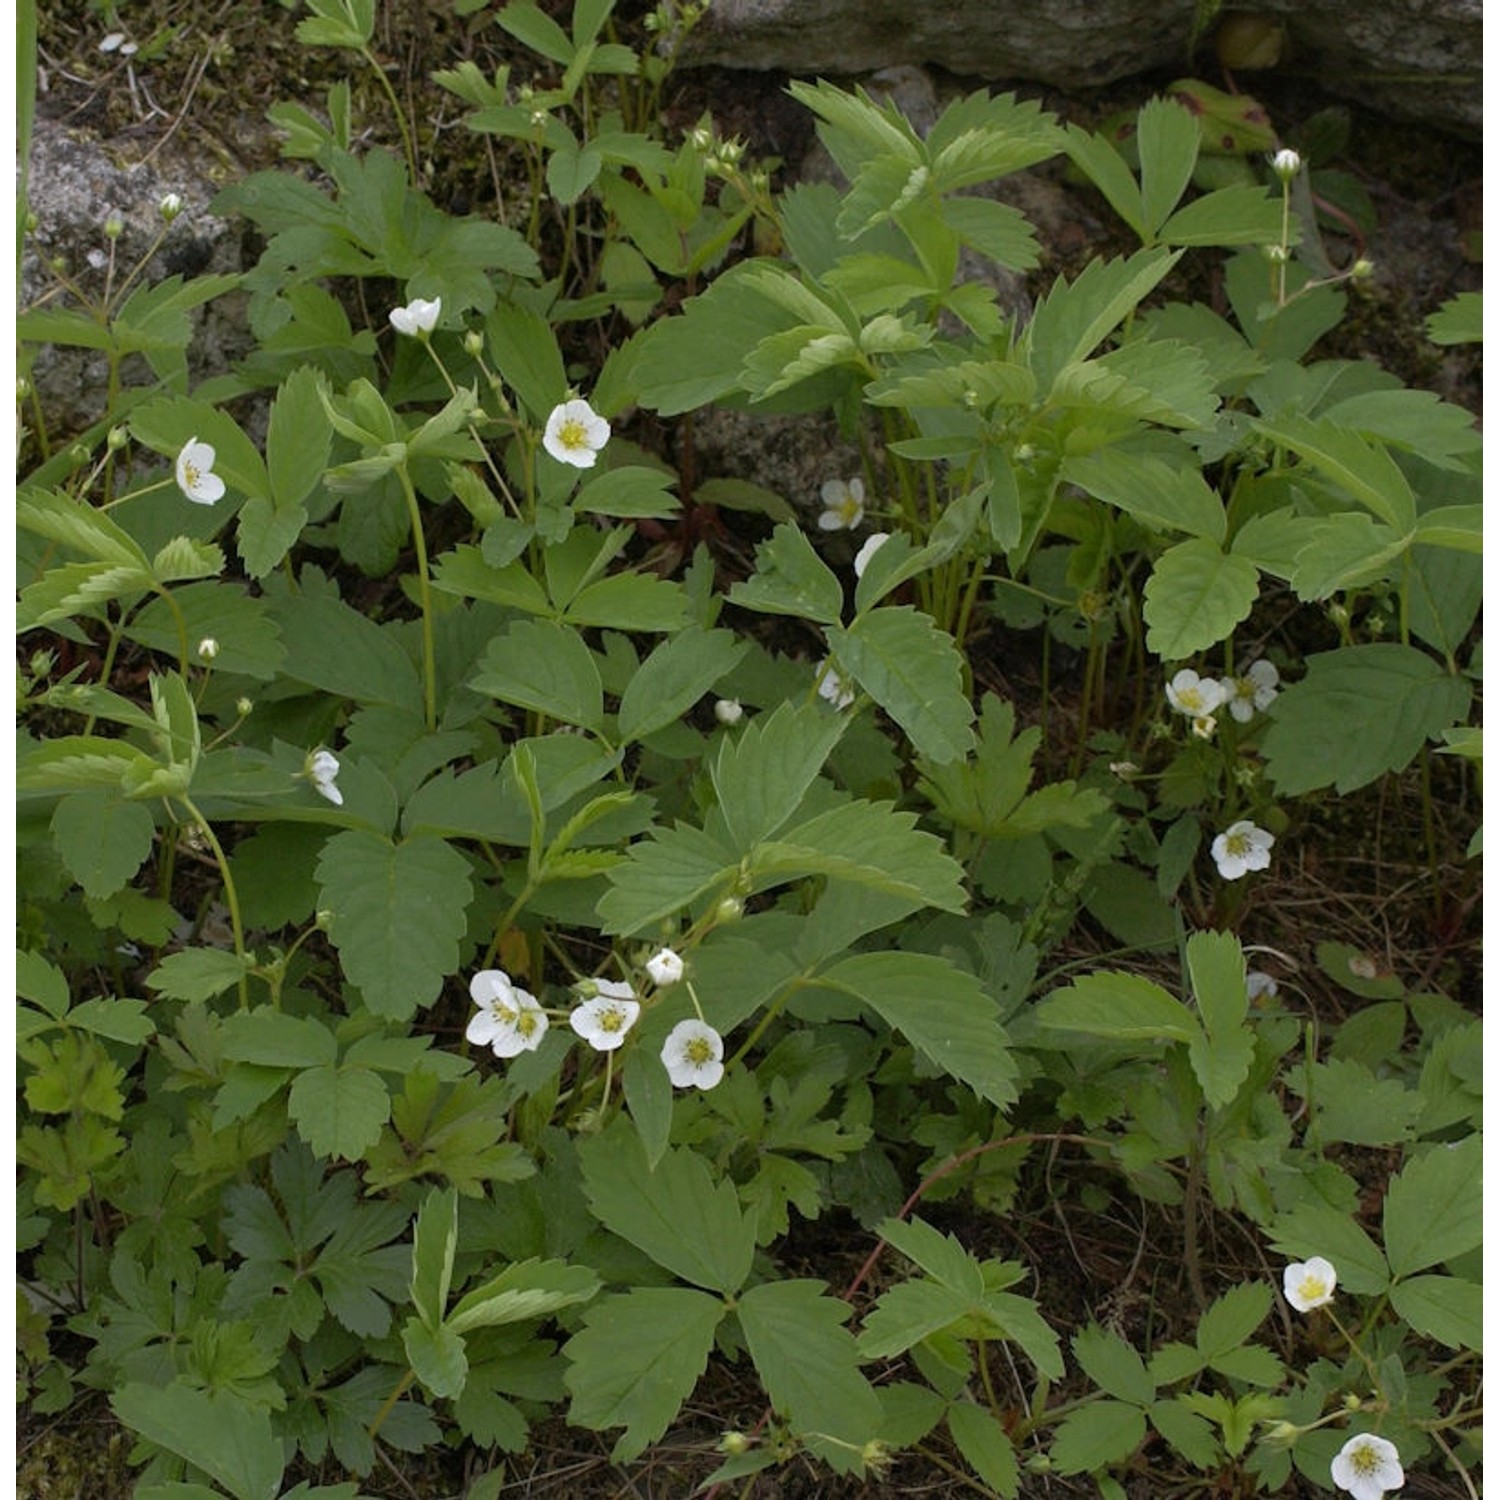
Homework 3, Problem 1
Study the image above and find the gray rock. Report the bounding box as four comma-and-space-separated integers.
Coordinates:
683, 0, 1481, 136
20, 117, 250, 437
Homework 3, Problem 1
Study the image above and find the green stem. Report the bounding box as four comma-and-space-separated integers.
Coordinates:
395, 464, 438, 731
361, 45, 418, 184
368, 1368, 416, 1442
178, 794, 249, 1010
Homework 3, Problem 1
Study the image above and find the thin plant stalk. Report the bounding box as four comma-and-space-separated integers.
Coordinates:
395, 463, 438, 731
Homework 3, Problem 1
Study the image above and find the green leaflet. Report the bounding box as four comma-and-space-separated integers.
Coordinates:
315, 830, 473, 1019
1142, 537, 1259, 659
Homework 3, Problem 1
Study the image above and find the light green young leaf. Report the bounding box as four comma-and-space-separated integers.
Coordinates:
738, 1279, 885, 1473
1382, 1135, 1482, 1277
578, 1123, 756, 1294
1157, 184, 1282, 246
946, 1402, 1021, 1497
1143, 538, 1259, 659
820, 952, 1016, 1109
50, 791, 156, 900
1036, 972, 1200, 1045
447, 1258, 599, 1335
1426, 290, 1482, 346
1263, 645, 1472, 795
409, 1185, 459, 1332
401, 1316, 468, 1401
315, 830, 473, 1019
563, 1288, 724, 1462
19, 487, 150, 569
711, 699, 848, 853
1255, 413, 1417, 532
110, 1383, 283, 1500
287, 1064, 389, 1161
470, 618, 604, 731
826, 606, 975, 764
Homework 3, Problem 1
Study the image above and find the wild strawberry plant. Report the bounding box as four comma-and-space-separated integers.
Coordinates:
16, 2, 1481, 1496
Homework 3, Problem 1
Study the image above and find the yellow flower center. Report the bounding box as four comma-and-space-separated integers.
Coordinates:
558, 418, 588, 451
1297, 1273, 1328, 1302
1225, 831, 1253, 858
684, 1036, 715, 1065
598, 1006, 625, 1033
487, 1000, 518, 1025
1347, 1443, 1379, 1476
183, 460, 202, 487
515, 1009, 539, 1037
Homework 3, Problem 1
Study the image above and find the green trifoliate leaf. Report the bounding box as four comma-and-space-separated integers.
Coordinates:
1382, 1134, 1481, 1278
146, 948, 254, 1003
1254, 413, 1416, 532
110, 1382, 283, 1500
1263, 644, 1472, 795
578, 1122, 755, 1295
401, 1317, 468, 1401
315, 830, 472, 1019
596, 822, 736, 936
1061, 450, 1225, 541
1050, 1400, 1148, 1475
1388, 1275, 1480, 1352
1073, 1324, 1155, 1406
820, 951, 1016, 1108
1036, 971, 1201, 1045
563, 1288, 724, 1462
1143, 537, 1259, 659
827, 606, 974, 764
737, 1279, 885, 1474
947, 1402, 1021, 1497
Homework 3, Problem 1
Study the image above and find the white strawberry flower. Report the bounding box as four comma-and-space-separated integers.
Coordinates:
714, 698, 744, 726
1211, 820, 1274, 880
1330, 1433, 1403, 1500
543, 397, 610, 468
853, 531, 891, 578
817, 475, 865, 531
645, 947, 684, 987
661, 1019, 724, 1090
1222, 659, 1280, 722
389, 296, 442, 337
569, 979, 640, 1051
467, 968, 546, 1057
306, 748, 343, 806
175, 437, 225, 505
816, 659, 856, 710
1282, 1256, 1337, 1312
1165, 667, 1226, 718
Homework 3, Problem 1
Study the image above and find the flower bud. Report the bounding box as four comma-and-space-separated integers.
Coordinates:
159, 192, 183, 221
1264, 244, 1288, 264
107, 425, 128, 451
103, 214, 125, 240
1350, 257, 1375, 281
1270, 147, 1301, 181
1263, 1420, 1301, 1448
463, 329, 484, 358
235, 696, 254, 717
714, 895, 744, 925
689, 124, 714, 152
197, 637, 220, 661
714, 697, 743, 726
315, 908, 335, 931
719, 1431, 751, 1456
68, 443, 90, 467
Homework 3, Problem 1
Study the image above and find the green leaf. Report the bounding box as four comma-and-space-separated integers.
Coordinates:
1302, 1058, 1422, 1146
827, 607, 975, 764
1143, 538, 1259, 659
1147, 1398, 1220, 1468
287, 1065, 389, 1161
410, 1186, 459, 1331
1135, 96, 1200, 237
1050, 1400, 1147, 1475
711, 699, 848, 853
125, 582, 287, 681
18, 950, 70, 1019
727, 521, 844, 624
470, 618, 603, 731
941, 196, 1040, 271
820, 952, 1016, 1109
269, 590, 422, 711
1037, 972, 1200, 1044
315, 831, 473, 1019
1426, 290, 1482, 346
220, 1010, 338, 1070
1267, 1202, 1389, 1296
1063, 124, 1144, 239
597, 822, 736, 936
447, 1257, 599, 1334
146, 948, 253, 1003
401, 1316, 468, 1400
267, 365, 332, 510
1383, 1135, 1482, 1277
1263, 645, 1472, 795
618, 627, 747, 743
1157, 184, 1282, 246
1194, 1283, 1270, 1360
547, 139, 602, 204
562, 572, 689, 632
737, 1280, 885, 1472
878, 1216, 986, 1298
1072, 1324, 1155, 1406
947, 1403, 1021, 1496
1388, 1275, 1480, 1352
572, 465, 680, 520
49, 791, 155, 900
1060, 450, 1224, 542
856, 1277, 972, 1360
563, 1288, 724, 1462
110, 1383, 283, 1500
1255, 413, 1417, 532
1185, 930, 1254, 1109
1026, 247, 1181, 391
578, 1122, 756, 1294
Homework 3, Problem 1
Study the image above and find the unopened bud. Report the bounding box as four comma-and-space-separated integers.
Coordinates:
1350, 257, 1375, 281
235, 696, 254, 717
529, 109, 548, 128
714, 698, 743, 726
68, 443, 90, 467
1328, 601, 1350, 628
1343, 1392, 1366, 1413
463, 329, 484, 358
689, 124, 713, 151
714, 895, 744, 925
107, 425, 128, 451
719, 1431, 751, 1455
17, 376, 31, 400
103, 214, 125, 240
1264, 1420, 1301, 1448
1265, 244, 1288, 264
159, 192, 184, 221
197, 637, 220, 661
314, 908, 334, 931
1270, 147, 1301, 181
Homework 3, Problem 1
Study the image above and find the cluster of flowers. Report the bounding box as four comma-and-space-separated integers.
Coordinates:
466, 948, 726, 1091
1282, 1258, 1405, 1500
1166, 662, 1280, 737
